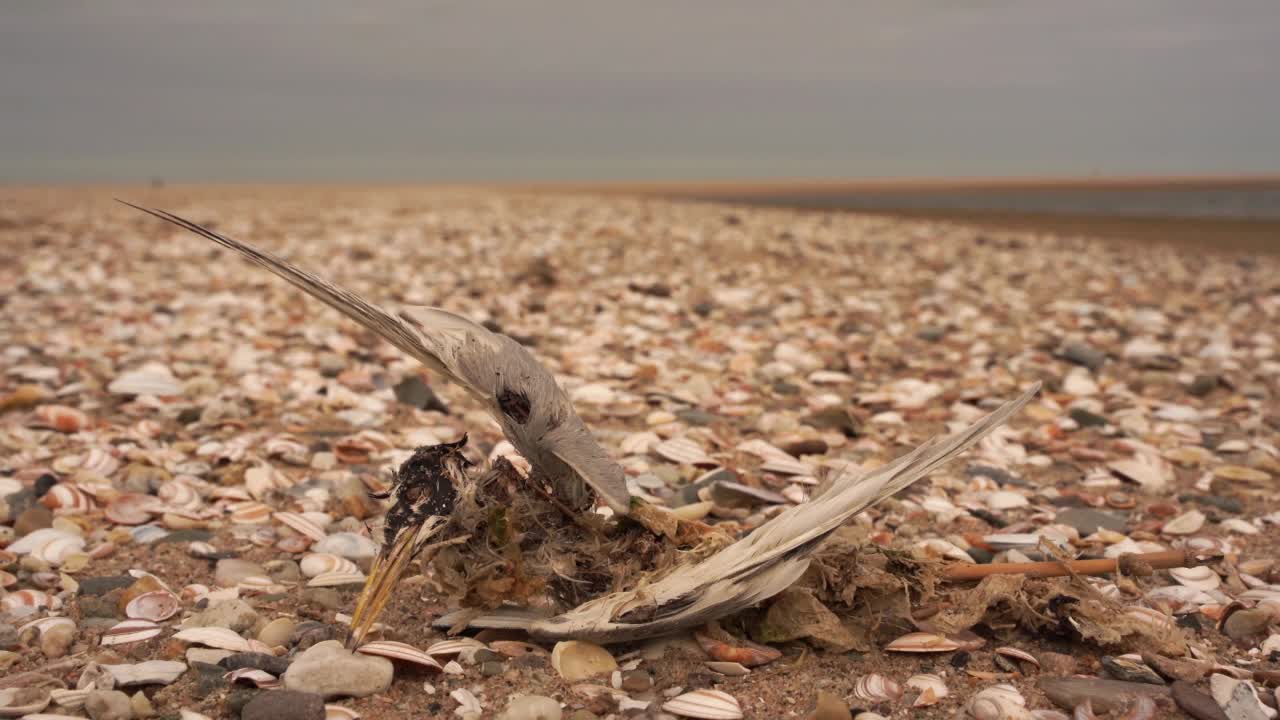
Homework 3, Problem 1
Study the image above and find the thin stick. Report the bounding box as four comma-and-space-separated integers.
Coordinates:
942, 550, 1189, 582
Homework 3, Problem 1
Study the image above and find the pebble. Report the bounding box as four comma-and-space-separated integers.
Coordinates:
301, 588, 341, 611
130, 691, 154, 718
805, 690, 852, 720
85, 689, 135, 720
1142, 653, 1207, 683
220, 652, 291, 676
1171, 680, 1229, 720
185, 599, 260, 633
283, 640, 393, 699
241, 689, 325, 720
79, 576, 136, 597
40, 622, 75, 658
1059, 341, 1107, 370
394, 374, 449, 413
1036, 651, 1077, 676
14, 505, 53, 536
257, 617, 296, 648
1223, 608, 1272, 641
496, 694, 563, 720
214, 559, 268, 587
1054, 508, 1127, 535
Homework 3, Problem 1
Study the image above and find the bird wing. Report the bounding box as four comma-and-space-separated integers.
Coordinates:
530, 383, 1040, 642
121, 202, 631, 514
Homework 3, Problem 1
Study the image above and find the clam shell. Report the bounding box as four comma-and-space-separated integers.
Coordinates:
32, 404, 90, 433
312, 532, 378, 560
157, 480, 203, 510
301, 553, 359, 578
40, 484, 95, 514
9, 528, 81, 555
705, 661, 751, 676
1, 589, 62, 612
885, 632, 962, 653
426, 638, 487, 658
125, 590, 181, 622
173, 626, 253, 652
1169, 566, 1221, 591
224, 667, 280, 688
966, 683, 1027, 720
325, 706, 361, 720
905, 673, 948, 706
105, 494, 157, 525
356, 640, 442, 670
17, 615, 75, 636
104, 660, 188, 686
0, 686, 52, 716
653, 438, 716, 466
661, 689, 743, 719
994, 647, 1041, 668
1162, 510, 1206, 535
109, 366, 183, 396
759, 457, 814, 476
551, 640, 618, 681
188, 542, 220, 559
229, 502, 272, 525
100, 619, 163, 646
853, 673, 902, 703
306, 571, 366, 587
275, 535, 312, 553
32, 535, 88, 566
274, 511, 328, 542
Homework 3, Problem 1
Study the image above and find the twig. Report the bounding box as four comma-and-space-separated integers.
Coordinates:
942, 550, 1188, 582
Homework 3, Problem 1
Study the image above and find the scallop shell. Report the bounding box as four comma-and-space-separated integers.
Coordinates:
40, 484, 96, 514
653, 437, 716, 466
274, 512, 328, 542
905, 673, 948, 706
1169, 566, 1221, 591
100, 619, 163, 646
306, 571, 366, 587
125, 590, 181, 622
853, 673, 902, 703
325, 706, 361, 720
356, 640, 442, 670
158, 481, 203, 510
300, 553, 359, 578
886, 632, 962, 653
425, 638, 487, 658
173, 626, 253, 652
661, 689, 743, 720
32, 404, 90, 433
229, 502, 272, 525
1, 588, 62, 612
966, 684, 1028, 720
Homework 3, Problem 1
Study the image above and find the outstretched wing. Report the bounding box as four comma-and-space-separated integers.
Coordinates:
530, 383, 1040, 642
121, 202, 631, 515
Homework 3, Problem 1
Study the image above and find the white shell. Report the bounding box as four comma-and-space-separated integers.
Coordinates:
1162, 510, 1206, 535
426, 638, 487, 658
125, 591, 181, 622
104, 660, 188, 686
274, 511, 328, 542
886, 632, 961, 653
173, 626, 253, 652
653, 438, 716, 466
109, 366, 183, 396
158, 480, 203, 511
966, 683, 1027, 720
17, 615, 76, 636
905, 673, 948, 706
229, 501, 272, 525
50, 687, 92, 708
356, 640, 442, 670
324, 706, 361, 720
306, 571, 366, 587
0, 686, 52, 716
100, 619, 163, 646
300, 553, 359, 578
1, 589, 63, 612
661, 689, 743, 719
224, 667, 280, 688
853, 673, 902, 703
1169, 566, 1221, 591
40, 483, 96, 514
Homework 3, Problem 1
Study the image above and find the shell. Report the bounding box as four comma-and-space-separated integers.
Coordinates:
106, 494, 157, 525
705, 661, 751, 676
905, 673, 948, 706
426, 638, 487, 658
661, 689, 743, 720
50, 687, 92, 709
551, 640, 618, 682
188, 542, 220, 559
224, 667, 281, 688
32, 535, 88, 566
1, 588, 62, 612
158, 480, 203, 510
995, 646, 1041, 668
275, 535, 312, 553
966, 684, 1027, 720
306, 571, 366, 587
32, 404, 90, 433
125, 590, 181, 622
1162, 510, 1206, 535
853, 673, 902, 704
356, 640, 442, 670
300, 553, 360, 578
488, 640, 547, 658
130, 524, 170, 544
100, 619, 163, 646
653, 437, 716, 466
173, 626, 253, 652
274, 511, 328, 542
886, 632, 962, 653
325, 707, 361, 720
694, 633, 781, 667
0, 686, 52, 716
1169, 566, 1221, 591
17, 615, 75, 636
104, 660, 188, 686
40, 484, 96, 514
229, 502, 272, 525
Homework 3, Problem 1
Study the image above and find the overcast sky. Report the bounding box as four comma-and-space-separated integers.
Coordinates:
3, 1, 1278, 183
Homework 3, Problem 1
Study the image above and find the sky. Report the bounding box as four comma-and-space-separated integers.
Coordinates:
3, 1, 1279, 183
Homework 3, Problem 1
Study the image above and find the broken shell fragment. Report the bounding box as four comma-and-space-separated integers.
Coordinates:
694, 632, 781, 667
551, 640, 618, 682
1161, 510, 1205, 535
100, 619, 163, 646
173, 626, 253, 652
0, 686, 53, 717
661, 689, 743, 720
125, 590, 181, 622
1168, 566, 1221, 591
905, 673, 948, 706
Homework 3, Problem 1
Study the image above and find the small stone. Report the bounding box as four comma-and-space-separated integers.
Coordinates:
1180, 494, 1243, 514
85, 689, 135, 720
214, 559, 268, 587
257, 618, 296, 648
480, 660, 505, 676
1141, 653, 1207, 683
805, 690, 852, 720
291, 621, 340, 650
130, 691, 154, 718
1187, 374, 1221, 397
14, 505, 54, 535
917, 325, 948, 342
301, 588, 341, 611
394, 375, 449, 413
241, 689, 325, 720
265, 560, 302, 583
803, 407, 860, 437
620, 670, 652, 692
1223, 608, 1272, 641
283, 640, 393, 699
496, 694, 563, 720
676, 409, 719, 426
1171, 681, 1228, 720
1037, 651, 1077, 676
186, 599, 260, 633
1060, 342, 1107, 371
1040, 677, 1169, 713
40, 622, 75, 658
1054, 508, 1127, 535
0, 624, 18, 650
79, 576, 136, 597
1068, 407, 1109, 428
317, 353, 346, 378
220, 652, 291, 677
779, 438, 828, 457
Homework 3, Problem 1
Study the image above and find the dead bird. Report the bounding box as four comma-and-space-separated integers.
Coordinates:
123, 202, 1039, 645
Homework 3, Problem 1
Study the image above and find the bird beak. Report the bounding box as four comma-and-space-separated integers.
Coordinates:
346, 517, 444, 649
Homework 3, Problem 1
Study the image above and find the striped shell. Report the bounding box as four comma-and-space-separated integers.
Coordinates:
229, 502, 272, 525
100, 619, 163, 646
300, 553, 359, 578
106, 494, 157, 525
274, 511, 328, 542
356, 640, 442, 670
173, 626, 253, 652
653, 438, 716, 466
51, 687, 92, 709
158, 480, 203, 510
32, 404, 90, 433
80, 447, 121, 477
237, 576, 288, 594
306, 571, 366, 587
33, 535, 88, 566
125, 591, 181, 622
853, 673, 902, 704
40, 484, 96, 514
1, 589, 62, 612
17, 615, 76, 636
661, 689, 743, 720
426, 638, 487, 658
